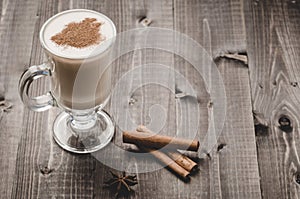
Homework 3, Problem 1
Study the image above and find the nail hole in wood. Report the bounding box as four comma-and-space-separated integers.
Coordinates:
40, 166, 53, 175
207, 101, 213, 108
138, 16, 147, 23
206, 153, 211, 160
291, 82, 298, 87
129, 98, 137, 106
278, 116, 293, 133
139, 16, 152, 27
217, 143, 226, 152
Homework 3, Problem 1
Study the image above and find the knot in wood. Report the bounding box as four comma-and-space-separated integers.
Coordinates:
295, 172, 300, 184
278, 116, 292, 133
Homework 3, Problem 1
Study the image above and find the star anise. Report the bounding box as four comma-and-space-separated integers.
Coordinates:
104, 170, 138, 198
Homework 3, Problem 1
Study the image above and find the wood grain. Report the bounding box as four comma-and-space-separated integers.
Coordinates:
0, 0, 40, 198
245, 0, 300, 198
1, 0, 299, 198
101, 0, 179, 198
174, 0, 261, 198
8, 0, 178, 198
12, 0, 97, 198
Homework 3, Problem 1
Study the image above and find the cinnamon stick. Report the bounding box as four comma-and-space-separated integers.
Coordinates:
140, 146, 190, 179
167, 151, 198, 173
123, 129, 199, 151
136, 125, 199, 151
176, 150, 200, 159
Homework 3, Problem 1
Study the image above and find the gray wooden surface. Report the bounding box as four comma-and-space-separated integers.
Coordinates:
0, 0, 299, 198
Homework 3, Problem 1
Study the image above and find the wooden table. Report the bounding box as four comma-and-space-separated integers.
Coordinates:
1, 0, 300, 198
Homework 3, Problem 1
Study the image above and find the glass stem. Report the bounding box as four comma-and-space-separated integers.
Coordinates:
69, 110, 97, 133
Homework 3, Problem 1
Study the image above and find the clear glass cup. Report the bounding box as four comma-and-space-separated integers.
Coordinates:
18, 9, 116, 153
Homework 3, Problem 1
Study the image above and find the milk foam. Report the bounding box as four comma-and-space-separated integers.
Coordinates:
41, 10, 116, 59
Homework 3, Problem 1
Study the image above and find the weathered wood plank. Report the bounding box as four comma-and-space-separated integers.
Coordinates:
216, 60, 261, 199
4, 0, 299, 198
92, 0, 178, 198
11, 0, 96, 198
0, 0, 40, 198
8, 0, 178, 198
174, 0, 261, 198
245, 0, 300, 198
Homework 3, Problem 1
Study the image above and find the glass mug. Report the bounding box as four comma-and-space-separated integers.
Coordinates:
19, 9, 116, 153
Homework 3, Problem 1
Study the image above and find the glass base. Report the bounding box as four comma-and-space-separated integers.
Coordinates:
53, 110, 114, 154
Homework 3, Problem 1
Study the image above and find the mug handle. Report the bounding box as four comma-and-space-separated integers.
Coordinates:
19, 62, 56, 112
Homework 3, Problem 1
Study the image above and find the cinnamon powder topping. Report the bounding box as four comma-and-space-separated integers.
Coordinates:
51, 18, 104, 48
